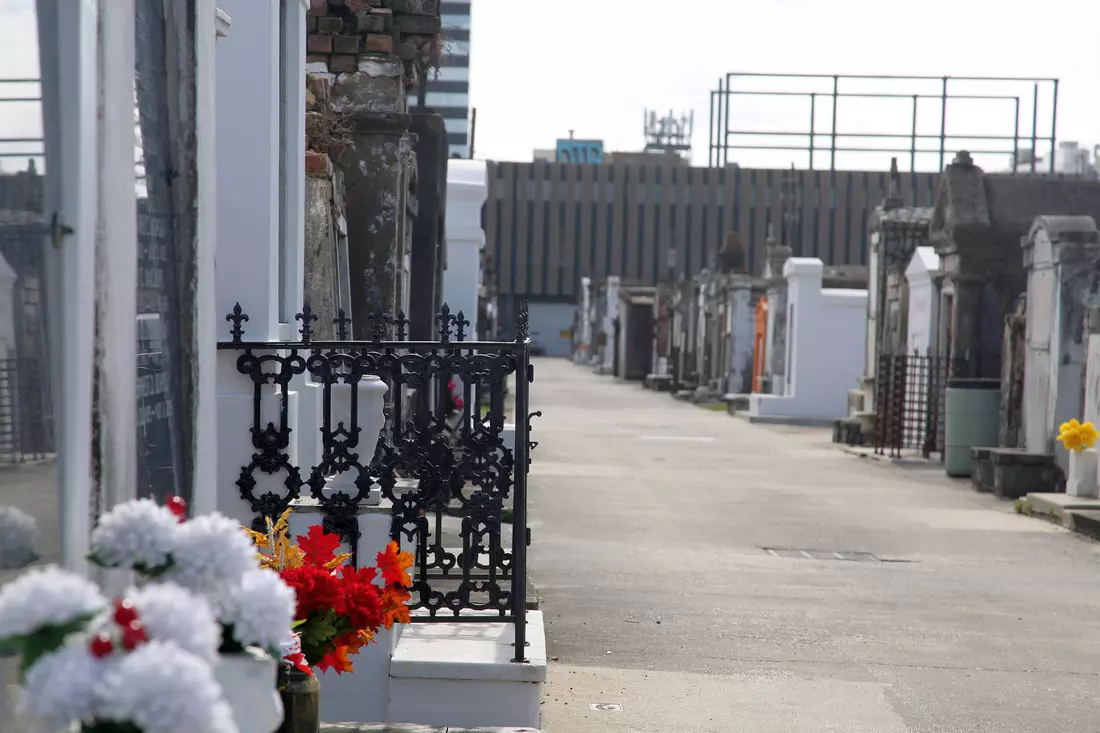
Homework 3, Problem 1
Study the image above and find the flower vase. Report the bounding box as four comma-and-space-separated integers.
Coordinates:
214, 647, 284, 733
1068, 448, 1099, 498
277, 666, 320, 733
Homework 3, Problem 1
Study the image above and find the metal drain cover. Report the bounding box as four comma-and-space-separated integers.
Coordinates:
763, 547, 879, 562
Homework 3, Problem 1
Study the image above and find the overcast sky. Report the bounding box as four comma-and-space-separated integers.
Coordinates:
467, 0, 1100, 172
2, 0, 1097, 174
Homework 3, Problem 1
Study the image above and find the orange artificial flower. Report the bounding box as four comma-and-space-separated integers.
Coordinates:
318, 645, 354, 674
377, 541, 413, 587
381, 585, 412, 628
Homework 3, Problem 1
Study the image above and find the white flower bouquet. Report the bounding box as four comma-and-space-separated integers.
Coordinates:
0, 505, 39, 569
0, 565, 237, 733
88, 496, 295, 657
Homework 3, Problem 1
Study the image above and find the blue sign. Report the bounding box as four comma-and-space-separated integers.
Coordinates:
555, 139, 604, 164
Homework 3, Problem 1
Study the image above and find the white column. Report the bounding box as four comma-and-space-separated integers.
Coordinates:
577, 276, 591, 365
214, 0, 293, 524
602, 276, 620, 373
37, 0, 99, 575
190, 0, 223, 515
96, 0, 138, 522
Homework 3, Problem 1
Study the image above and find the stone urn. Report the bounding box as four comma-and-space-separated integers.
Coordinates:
325, 376, 389, 501
277, 666, 320, 733
214, 647, 284, 733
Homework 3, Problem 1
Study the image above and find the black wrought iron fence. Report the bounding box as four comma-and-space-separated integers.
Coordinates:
219, 301, 537, 661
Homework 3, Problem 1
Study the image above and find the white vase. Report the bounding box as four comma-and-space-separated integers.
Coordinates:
1068, 448, 1099, 498
214, 647, 284, 733
326, 376, 389, 503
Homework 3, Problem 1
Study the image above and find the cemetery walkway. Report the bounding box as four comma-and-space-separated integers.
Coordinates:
528, 357, 1100, 733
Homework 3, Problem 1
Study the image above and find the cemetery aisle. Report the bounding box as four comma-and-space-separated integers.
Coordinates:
528, 357, 1100, 733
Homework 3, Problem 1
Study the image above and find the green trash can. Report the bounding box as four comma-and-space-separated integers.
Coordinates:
944, 378, 1001, 477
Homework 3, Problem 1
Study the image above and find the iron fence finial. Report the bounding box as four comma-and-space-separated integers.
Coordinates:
226, 303, 249, 343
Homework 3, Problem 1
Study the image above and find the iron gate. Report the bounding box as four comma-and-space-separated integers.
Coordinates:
0, 212, 55, 465
874, 352, 951, 459
219, 300, 537, 660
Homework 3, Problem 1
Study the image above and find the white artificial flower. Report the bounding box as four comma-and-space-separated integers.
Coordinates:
90, 498, 180, 572
17, 640, 104, 729
0, 506, 38, 569
219, 569, 296, 652
0, 565, 106, 641
166, 513, 257, 593
128, 583, 221, 664
96, 640, 238, 733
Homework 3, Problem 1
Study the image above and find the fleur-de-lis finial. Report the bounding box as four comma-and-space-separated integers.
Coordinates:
437, 304, 453, 342
333, 309, 352, 341
296, 302, 319, 345
226, 303, 249, 343
394, 310, 410, 341
367, 311, 390, 343
452, 311, 471, 342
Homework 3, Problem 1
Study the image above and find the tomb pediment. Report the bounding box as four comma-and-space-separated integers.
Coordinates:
930, 152, 991, 254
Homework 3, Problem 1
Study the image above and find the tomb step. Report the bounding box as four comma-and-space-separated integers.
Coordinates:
1064, 510, 1100, 541
1025, 492, 1100, 521
981, 449, 1062, 499
724, 393, 750, 414
387, 612, 546, 730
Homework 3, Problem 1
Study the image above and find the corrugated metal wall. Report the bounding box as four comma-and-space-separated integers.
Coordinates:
485, 162, 940, 299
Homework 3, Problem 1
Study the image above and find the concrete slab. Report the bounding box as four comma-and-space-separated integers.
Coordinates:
526, 357, 1100, 732
841, 446, 944, 469
390, 612, 546, 683
1025, 492, 1100, 520
1064, 510, 1100, 541
733, 411, 837, 427
542, 665, 907, 733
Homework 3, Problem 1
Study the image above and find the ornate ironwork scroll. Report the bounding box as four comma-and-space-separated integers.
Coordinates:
218, 301, 535, 652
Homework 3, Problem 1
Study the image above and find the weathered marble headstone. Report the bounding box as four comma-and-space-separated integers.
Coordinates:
1024, 216, 1100, 475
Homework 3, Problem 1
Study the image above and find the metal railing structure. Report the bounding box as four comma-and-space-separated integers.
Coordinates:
219, 300, 538, 661
708, 73, 1059, 173
0, 79, 44, 169
874, 351, 1002, 459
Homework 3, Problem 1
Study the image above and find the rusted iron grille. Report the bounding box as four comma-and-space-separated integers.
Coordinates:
874, 352, 954, 459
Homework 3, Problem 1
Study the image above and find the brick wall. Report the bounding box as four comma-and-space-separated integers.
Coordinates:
306, 0, 441, 84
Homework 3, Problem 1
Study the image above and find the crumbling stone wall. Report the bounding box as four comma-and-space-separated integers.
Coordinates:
305, 0, 440, 335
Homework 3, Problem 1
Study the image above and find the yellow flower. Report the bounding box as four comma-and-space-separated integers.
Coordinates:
1080, 421, 1099, 450
1057, 419, 1098, 452
240, 508, 303, 571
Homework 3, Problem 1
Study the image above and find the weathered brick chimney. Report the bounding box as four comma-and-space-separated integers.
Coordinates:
304, 0, 441, 336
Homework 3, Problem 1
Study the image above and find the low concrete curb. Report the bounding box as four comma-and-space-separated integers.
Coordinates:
1065, 510, 1100, 541
322, 725, 539, 732
841, 447, 944, 469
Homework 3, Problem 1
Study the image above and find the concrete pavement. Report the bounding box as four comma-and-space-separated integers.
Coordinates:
527, 358, 1100, 732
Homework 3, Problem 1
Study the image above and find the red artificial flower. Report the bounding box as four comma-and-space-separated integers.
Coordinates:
284, 651, 313, 676
281, 564, 343, 619
297, 525, 342, 567
336, 566, 385, 631
376, 542, 413, 587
